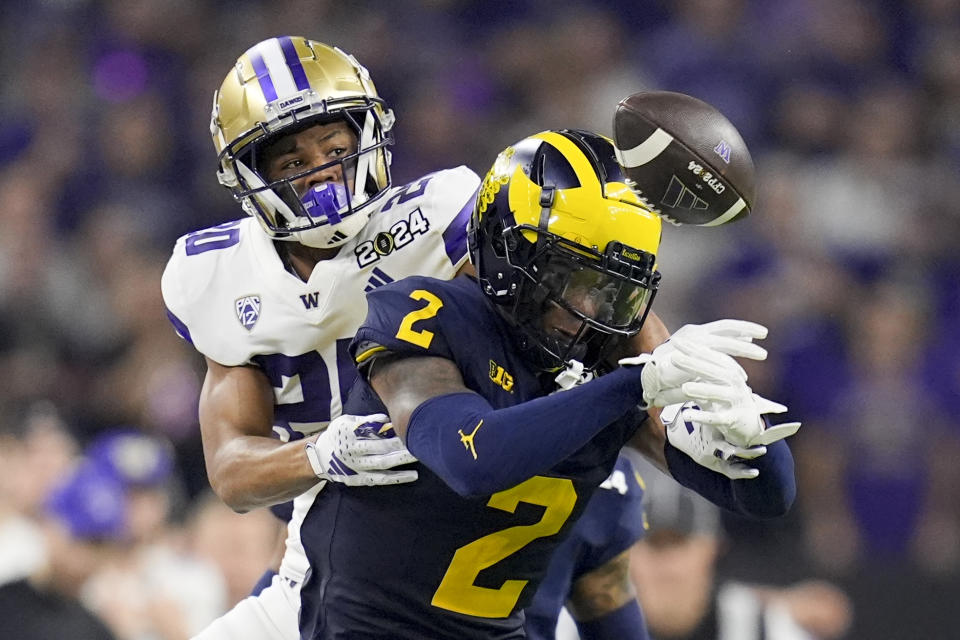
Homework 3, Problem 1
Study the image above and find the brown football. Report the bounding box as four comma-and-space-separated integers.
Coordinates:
613, 91, 755, 226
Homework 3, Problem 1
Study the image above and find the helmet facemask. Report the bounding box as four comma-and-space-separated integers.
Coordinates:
222, 104, 392, 248
502, 226, 660, 372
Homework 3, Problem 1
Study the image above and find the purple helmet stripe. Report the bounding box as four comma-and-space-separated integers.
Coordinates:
279, 36, 310, 91
249, 51, 278, 103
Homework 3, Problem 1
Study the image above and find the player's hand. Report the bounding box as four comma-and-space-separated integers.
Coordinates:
618, 319, 769, 408
304, 413, 418, 486
662, 402, 766, 480
678, 376, 801, 448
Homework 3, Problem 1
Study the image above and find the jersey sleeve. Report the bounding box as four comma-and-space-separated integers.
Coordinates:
159, 219, 255, 366
350, 277, 455, 377
160, 234, 197, 346
422, 165, 480, 271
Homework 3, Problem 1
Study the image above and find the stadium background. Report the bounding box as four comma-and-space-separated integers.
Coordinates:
0, 0, 958, 638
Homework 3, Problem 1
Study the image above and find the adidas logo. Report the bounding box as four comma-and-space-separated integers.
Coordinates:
661, 176, 708, 210
363, 267, 394, 292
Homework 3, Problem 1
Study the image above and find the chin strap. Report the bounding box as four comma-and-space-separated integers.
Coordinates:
537, 185, 556, 232
554, 359, 594, 391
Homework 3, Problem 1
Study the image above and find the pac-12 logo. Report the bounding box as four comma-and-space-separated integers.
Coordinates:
354, 208, 431, 268
235, 295, 261, 330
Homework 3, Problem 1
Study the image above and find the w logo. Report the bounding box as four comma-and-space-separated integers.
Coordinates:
714, 140, 732, 164
300, 292, 321, 309
235, 296, 261, 331
661, 176, 708, 211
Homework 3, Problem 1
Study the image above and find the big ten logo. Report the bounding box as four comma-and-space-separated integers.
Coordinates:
488, 360, 514, 392
354, 208, 431, 268
476, 147, 515, 218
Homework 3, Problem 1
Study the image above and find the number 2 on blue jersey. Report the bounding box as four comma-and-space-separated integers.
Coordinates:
396, 290, 443, 348
432, 476, 578, 617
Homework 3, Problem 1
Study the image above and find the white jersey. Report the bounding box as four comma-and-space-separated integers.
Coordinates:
162, 166, 479, 583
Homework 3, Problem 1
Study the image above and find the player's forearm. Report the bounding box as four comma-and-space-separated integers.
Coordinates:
207, 436, 319, 512
405, 366, 647, 498
570, 553, 650, 640
627, 310, 670, 355
727, 438, 796, 517
575, 601, 649, 640
627, 415, 669, 474
663, 437, 796, 518
617, 313, 670, 465
567, 549, 638, 621
199, 360, 319, 511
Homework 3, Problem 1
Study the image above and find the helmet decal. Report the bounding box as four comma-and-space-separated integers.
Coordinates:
476, 146, 514, 220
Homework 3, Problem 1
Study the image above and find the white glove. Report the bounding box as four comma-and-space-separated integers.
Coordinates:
619, 319, 770, 408
304, 413, 418, 487
662, 402, 766, 480
679, 379, 802, 448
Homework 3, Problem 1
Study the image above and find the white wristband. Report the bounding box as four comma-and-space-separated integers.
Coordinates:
304, 440, 325, 478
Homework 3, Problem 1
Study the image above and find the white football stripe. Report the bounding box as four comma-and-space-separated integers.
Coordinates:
614, 128, 674, 167
256, 38, 298, 97
702, 197, 746, 226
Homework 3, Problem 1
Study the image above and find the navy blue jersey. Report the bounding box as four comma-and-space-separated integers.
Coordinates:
298, 275, 641, 640
524, 454, 647, 640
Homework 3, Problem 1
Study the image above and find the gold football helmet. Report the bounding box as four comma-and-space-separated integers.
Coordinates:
468, 129, 662, 371
211, 36, 394, 248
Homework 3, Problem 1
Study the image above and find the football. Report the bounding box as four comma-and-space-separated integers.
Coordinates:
613, 91, 755, 226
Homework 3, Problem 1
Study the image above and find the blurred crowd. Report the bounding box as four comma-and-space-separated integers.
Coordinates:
0, 0, 958, 638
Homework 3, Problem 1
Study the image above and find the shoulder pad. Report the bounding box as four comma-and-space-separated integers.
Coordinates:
349, 277, 456, 374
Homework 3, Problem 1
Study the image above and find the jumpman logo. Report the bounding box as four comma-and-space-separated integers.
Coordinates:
458, 420, 483, 460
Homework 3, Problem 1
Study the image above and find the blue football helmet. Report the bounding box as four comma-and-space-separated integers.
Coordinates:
469, 129, 662, 371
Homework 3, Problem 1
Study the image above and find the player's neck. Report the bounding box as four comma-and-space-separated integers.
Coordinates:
275, 241, 340, 281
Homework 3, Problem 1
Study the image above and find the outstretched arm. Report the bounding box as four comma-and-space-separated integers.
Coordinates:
617, 316, 799, 518
369, 355, 649, 497
616, 311, 671, 472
